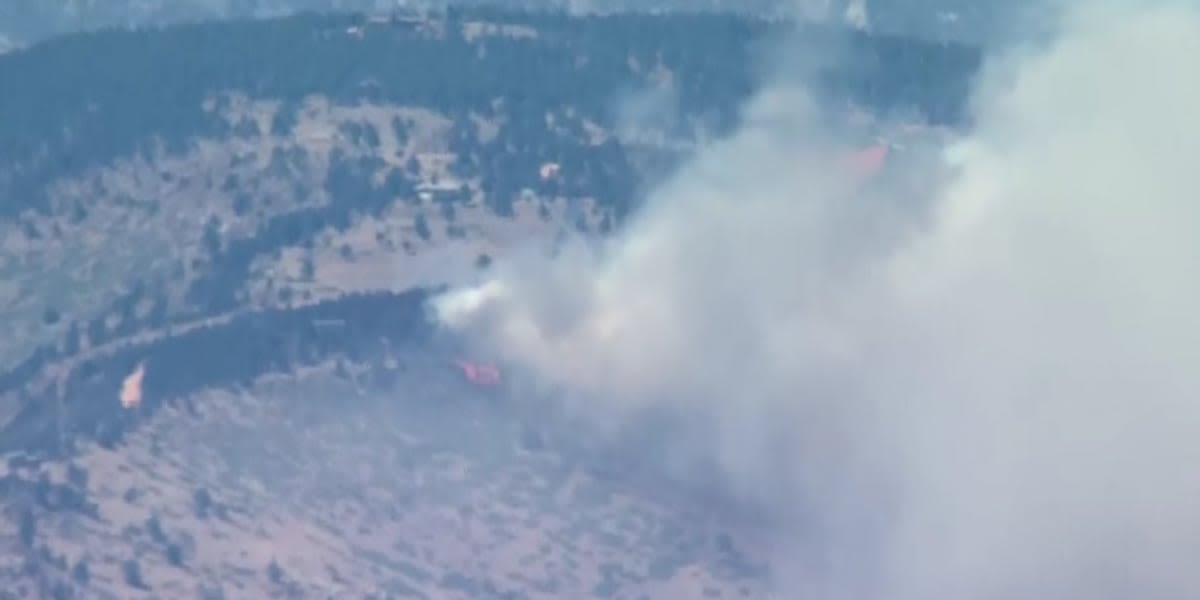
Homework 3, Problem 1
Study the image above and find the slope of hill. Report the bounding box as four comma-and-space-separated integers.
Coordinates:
0, 8, 978, 369
0, 9, 980, 598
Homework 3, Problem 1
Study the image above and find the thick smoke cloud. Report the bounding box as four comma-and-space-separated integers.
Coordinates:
433, 2, 1200, 598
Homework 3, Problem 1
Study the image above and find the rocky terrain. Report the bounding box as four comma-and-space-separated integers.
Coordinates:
0, 8, 977, 598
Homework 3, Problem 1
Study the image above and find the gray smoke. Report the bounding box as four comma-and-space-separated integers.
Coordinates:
433, 2, 1200, 598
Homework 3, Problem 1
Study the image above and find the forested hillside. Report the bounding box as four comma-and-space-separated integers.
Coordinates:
0, 9, 978, 217
0, 8, 979, 378
0, 11, 982, 598
0, 0, 1029, 49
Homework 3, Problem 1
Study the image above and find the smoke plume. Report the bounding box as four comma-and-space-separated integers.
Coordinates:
433, 2, 1200, 598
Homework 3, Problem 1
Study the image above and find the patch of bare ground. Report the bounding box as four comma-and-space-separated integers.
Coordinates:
248, 194, 604, 307
461, 21, 539, 42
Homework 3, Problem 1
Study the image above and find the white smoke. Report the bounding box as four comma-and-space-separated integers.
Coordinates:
433, 2, 1200, 598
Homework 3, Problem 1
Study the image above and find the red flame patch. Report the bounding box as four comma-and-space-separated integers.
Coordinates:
844, 144, 890, 178
455, 358, 501, 386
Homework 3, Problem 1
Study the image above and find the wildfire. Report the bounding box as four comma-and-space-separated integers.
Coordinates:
119, 362, 146, 410
454, 358, 501, 386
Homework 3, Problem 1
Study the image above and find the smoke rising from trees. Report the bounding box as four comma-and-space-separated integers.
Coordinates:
433, 3, 1200, 597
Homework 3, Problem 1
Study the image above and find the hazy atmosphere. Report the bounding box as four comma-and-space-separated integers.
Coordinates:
2, 0, 1196, 598
434, 2, 1200, 598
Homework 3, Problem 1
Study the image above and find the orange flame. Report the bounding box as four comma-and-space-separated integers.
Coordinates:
454, 358, 501, 386
844, 144, 889, 178
120, 362, 146, 410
